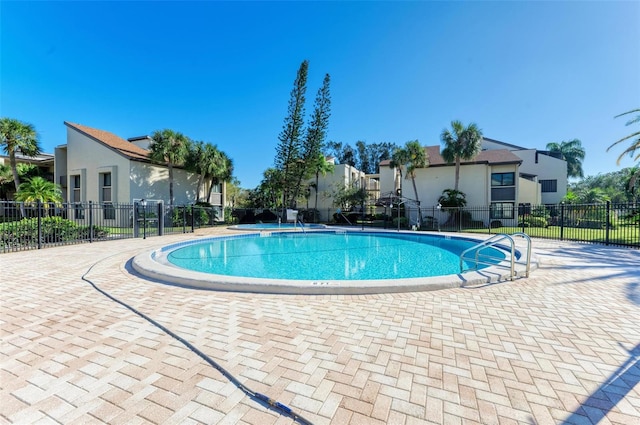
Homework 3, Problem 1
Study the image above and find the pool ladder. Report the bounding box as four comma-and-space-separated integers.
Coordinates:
296, 218, 306, 233
459, 232, 532, 280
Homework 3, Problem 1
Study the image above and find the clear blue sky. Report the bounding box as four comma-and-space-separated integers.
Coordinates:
2, 1, 638, 189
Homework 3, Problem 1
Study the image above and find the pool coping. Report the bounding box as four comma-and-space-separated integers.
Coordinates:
228, 223, 327, 231
131, 229, 538, 295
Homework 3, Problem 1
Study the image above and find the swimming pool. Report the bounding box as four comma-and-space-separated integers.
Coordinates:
133, 230, 522, 294
230, 223, 326, 230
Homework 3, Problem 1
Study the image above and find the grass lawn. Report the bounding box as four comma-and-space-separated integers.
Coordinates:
463, 224, 639, 246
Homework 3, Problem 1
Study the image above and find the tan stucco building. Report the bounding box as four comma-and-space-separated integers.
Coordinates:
54, 122, 225, 222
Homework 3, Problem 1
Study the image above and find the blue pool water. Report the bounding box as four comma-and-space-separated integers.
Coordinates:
232, 223, 326, 230
165, 231, 506, 281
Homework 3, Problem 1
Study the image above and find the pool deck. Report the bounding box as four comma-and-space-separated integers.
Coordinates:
1, 227, 639, 425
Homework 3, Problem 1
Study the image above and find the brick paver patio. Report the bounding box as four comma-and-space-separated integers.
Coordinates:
1, 228, 639, 424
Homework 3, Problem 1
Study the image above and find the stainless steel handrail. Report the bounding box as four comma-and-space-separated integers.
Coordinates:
508, 232, 532, 278
460, 232, 531, 280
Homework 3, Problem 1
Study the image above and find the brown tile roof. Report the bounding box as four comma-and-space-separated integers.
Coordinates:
379, 145, 522, 167
64, 122, 151, 162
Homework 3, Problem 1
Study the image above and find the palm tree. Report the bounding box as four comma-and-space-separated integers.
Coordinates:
311, 153, 334, 211
206, 151, 233, 205
0, 164, 13, 200
186, 140, 219, 202
578, 187, 610, 204
608, 108, 640, 194
403, 140, 428, 208
15, 176, 63, 216
608, 108, 640, 164
441, 120, 483, 191
389, 146, 409, 196
546, 139, 586, 179
149, 129, 189, 207
0, 118, 41, 195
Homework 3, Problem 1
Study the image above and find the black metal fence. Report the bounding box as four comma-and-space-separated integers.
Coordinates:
0, 201, 224, 253
2, 201, 638, 253
234, 202, 639, 249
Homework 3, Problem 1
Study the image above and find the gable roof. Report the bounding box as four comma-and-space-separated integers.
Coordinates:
380, 145, 522, 168
481, 137, 527, 151
64, 122, 151, 162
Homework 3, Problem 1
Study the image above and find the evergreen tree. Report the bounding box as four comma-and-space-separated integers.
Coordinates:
275, 60, 308, 208
326, 141, 356, 167
291, 72, 331, 203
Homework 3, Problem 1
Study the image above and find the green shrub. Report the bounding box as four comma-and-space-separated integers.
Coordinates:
519, 216, 547, 228
172, 206, 211, 227
490, 220, 502, 229
0, 216, 110, 246
576, 219, 605, 229
392, 217, 409, 228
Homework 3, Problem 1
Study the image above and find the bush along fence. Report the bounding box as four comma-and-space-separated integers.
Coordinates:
0, 200, 223, 253
233, 201, 639, 249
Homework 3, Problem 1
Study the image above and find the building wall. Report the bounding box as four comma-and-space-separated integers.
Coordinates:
509, 149, 566, 204
380, 162, 537, 227
60, 126, 223, 220
381, 163, 494, 208
129, 162, 203, 206
54, 146, 68, 202
64, 127, 131, 204
309, 163, 367, 221
518, 177, 542, 205
481, 139, 567, 204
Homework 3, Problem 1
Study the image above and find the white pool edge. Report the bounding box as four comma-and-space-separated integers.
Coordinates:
131, 231, 538, 295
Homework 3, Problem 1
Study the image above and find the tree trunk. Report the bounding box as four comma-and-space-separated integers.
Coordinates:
314, 172, 319, 210
206, 178, 215, 203
454, 157, 461, 191
168, 163, 174, 207
9, 150, 21, 194
196, 174, 205, 202
410, 174, 423, 225
9, 150, 25, 217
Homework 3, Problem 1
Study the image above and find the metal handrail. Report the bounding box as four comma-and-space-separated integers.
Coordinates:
460, 232, 531, 280
509, 232, 532, 278
296, 218, 306, 233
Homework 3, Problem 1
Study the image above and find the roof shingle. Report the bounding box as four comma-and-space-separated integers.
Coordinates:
379, 145, 522, 167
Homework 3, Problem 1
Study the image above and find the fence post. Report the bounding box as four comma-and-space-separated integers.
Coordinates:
158, 202, 164, 236
605, 201, 610, 246
89, 201, 93, 243
560, 202, 565, 241
37, 200, 42, 250
191, 204, 195, 233
133, 201, 139, 238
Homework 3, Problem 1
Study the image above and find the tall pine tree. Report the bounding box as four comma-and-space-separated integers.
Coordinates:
275, 60, 308, 208
291, 73, 331, 203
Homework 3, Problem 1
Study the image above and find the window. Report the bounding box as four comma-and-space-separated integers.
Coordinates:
491, 187, 515, 201
491, 172, 515, 186
100, 172, 115, 219
491, 202, 514, 219
540, 179, 557, 193
72, 175, 84, 219
491, 172, 515, 202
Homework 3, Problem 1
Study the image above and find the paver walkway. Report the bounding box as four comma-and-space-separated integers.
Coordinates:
1, 228, 639, 424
